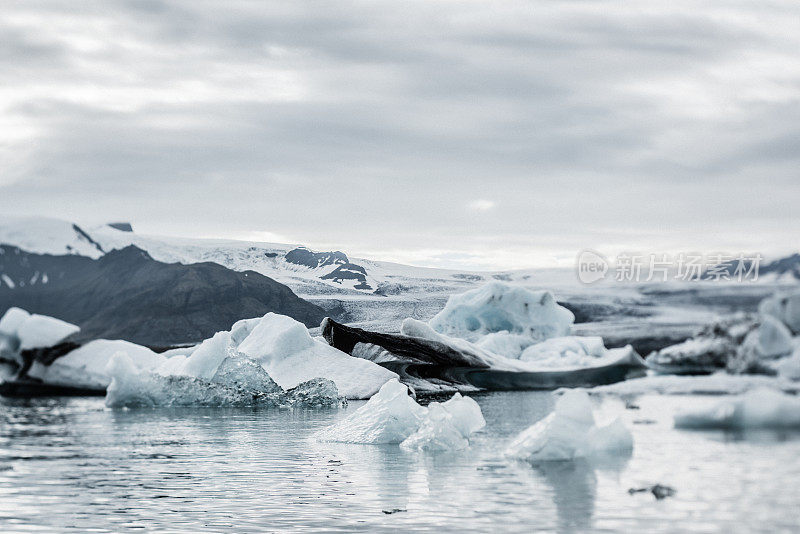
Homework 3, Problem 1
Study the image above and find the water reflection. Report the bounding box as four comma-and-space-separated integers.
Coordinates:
1, 393, 799, 532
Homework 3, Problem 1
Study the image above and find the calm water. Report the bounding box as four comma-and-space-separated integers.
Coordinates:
1, 391, 799, 533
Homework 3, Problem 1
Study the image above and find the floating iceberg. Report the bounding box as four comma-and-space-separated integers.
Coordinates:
505, 390, 633, 462
105, 352, 343, 408
324, 317, 646, 392
210, 356, 282, 394
674, 388, 800, 429
427, 282, 574, 342
591, 373, 800, 396
520, 336, 607, 366
236, 313, 397, 399
27, 339, 164, 390
315, 379, 427, 443
174, 331, 234, 379
315, 379, 485, 450
400, 403, 470, 451
0, 307, 79, 351
475, 332, 538, 359
759, 290, 800, 335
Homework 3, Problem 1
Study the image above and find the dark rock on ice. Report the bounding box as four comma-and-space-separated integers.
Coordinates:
628, 484, 676, 500
107, 222, 133, 233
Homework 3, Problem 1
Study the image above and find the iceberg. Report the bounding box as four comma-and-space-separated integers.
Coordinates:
315, 379, 427, 444
175, 331, 234, 379
400, 403, 470, 451
315, 379, 485, 449
236, 313, 397, 399
210, 356, 282, 394
0, 307, 79, 351
674, 388, 800, 429
400, 394, 487, 451
427, 282, 574, 342
520, 336, 607, 366
759, 290, 800, 335
475, 332, 538, 359
105, 352, 343, 408
505, 390, 633, 462
323, 317, 646, 392
27, 339, 164, 390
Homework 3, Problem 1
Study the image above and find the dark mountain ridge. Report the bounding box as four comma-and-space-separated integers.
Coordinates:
0, 245, 329, 346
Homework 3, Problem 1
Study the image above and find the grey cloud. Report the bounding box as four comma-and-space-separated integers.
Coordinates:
1, 0, 799, 269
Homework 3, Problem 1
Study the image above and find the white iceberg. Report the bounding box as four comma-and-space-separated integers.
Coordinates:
237, 313, 397, 399
759, 290, 800, 335
592, 373, 800, 396
426, 282, 573, 342
775, 348, 800, 381
175, 331, 234, 379
0, 307, 79, 351
505, 390, 633, 462
674, 388, 800, 429
316, 379, 485, 449
105, 352, 343, 408
475, 331, 538, 359
316, 379, 427, 443
400, 403, 470, 451
519, 336, 607, 366
27, 339, 164, 389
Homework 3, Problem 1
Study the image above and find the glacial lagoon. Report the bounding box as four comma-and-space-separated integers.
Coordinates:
2, 392, 799, 533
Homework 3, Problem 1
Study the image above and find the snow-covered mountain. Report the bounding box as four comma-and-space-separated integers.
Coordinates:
0, 215, 558, 298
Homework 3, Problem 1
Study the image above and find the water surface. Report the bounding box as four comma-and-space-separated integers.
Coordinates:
1, 392, 799, 533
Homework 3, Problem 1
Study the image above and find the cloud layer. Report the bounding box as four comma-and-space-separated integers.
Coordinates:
1, 1, 799, 269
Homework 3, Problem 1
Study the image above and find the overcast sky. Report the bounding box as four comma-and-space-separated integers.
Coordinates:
1, 1, 799, 270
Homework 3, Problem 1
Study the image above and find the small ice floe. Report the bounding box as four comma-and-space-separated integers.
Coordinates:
104, 352, 343, 408
591, 373, 800, 396
315, 379, 485, 450
505, 390, 633, 463
674, 388, 800, 430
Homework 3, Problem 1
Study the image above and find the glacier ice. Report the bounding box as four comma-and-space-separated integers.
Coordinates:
316, 378, 485, 449
505, 390, 633, 462
674, 388, 800, 429
475, 331, 537, 359
176, 331, 234, 379
441, 392, 486, 436
210, 356, 282, 394
400, 403, 470, 451
236, 312, 396, 399
400, 393, 487, 451
759, 290, 800, 335
0, 307, 79, 351
27, 339, 164, 389
315, 379, 427, 444
105, 352, 343, 408
775, 348, 800, 381
520, 336, 607, 366
426, 282, 574, 342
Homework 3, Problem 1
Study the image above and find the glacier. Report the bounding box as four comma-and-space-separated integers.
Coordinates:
505, 390, 633, 462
